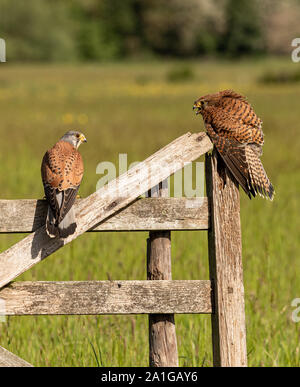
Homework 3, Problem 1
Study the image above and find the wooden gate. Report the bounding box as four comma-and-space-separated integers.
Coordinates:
0, 132, 247, 367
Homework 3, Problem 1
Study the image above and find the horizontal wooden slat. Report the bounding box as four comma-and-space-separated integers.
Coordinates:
0, 197, 209, 233
0, 346, 33, 367
0, 280, 213, 315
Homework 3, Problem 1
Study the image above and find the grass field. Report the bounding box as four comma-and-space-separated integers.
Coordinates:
0, 58, 299, 366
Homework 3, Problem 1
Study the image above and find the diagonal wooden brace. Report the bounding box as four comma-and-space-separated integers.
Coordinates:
0, 346, 33, 367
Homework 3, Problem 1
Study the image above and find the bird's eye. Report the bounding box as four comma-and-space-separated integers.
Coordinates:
76, 134, 80, 138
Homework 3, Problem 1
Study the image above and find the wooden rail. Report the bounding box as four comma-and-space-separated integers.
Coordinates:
0, 197, 209, 233
0, 280, 213, 315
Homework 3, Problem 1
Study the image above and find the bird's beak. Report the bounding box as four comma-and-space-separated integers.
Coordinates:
80, 134, 87, 143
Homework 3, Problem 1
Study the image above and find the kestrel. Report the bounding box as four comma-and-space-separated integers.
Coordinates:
193, 89, 274, 200
41, 131, 87, 238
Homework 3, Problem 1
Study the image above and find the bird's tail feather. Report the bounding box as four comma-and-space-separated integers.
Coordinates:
246, 146, 274, 200
46, 204, 77, 238
206, 123, 274, 200
57, 206, 77, 238
220, 147, 256, 199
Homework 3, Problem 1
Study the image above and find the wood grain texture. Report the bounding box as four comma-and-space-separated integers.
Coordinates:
206, 151, 247, 367
0, 281, 213, 315
0, 132, 212, 289
147, 181, 178, 367
0, 346, 33, 367
0, 197, 209, 233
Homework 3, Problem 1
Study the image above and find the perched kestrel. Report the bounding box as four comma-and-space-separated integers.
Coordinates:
41, 131, 87, 238
193, 89, 274, 200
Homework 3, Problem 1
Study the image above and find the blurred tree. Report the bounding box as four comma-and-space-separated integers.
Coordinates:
1, 0, 300, 61
72, 0, 144, 60
222, 0, 264, 57
142, 0, 225, 57
262, 0, 300, 55
0, 0, 77, 61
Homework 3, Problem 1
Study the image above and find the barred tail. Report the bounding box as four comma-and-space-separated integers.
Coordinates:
246, 146, 274, 200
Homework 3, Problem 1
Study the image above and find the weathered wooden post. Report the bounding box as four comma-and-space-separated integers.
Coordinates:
147, 180, 179, 367
205, 150, 247, 367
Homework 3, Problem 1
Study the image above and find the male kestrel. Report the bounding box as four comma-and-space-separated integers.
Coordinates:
193, 89, 274, 200
41, 131, 87, 238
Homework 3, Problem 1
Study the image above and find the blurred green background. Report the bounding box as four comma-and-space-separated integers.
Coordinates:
1, 0, 300, 62
0, 0, 299, 367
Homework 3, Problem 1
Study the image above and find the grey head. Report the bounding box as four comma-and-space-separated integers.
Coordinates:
60, 130, 87, 149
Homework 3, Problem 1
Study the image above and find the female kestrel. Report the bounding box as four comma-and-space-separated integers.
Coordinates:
41, 131, 87, 238
193, 89, 274, 200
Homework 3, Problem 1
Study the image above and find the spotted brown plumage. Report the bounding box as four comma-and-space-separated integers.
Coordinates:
193, 89, 274, 200
41, 131, 87, 238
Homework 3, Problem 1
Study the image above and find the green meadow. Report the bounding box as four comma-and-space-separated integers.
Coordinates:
0, 58, 299, 366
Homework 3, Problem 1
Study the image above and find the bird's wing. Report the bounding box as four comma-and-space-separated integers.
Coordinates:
57, 187, 80, 224
217, 96, 264, 145
210, 108, 264, 146
57, 151, 83, 223
41, 150, 61, 221
205, 122, 256, 198
41, 142, 84, 224
205, 118, 273, 200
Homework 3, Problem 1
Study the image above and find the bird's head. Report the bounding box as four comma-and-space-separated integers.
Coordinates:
193, 92, 221, 115
193, 97, 208, 116
61, 131, 87, 149
193, 90, 243, 116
